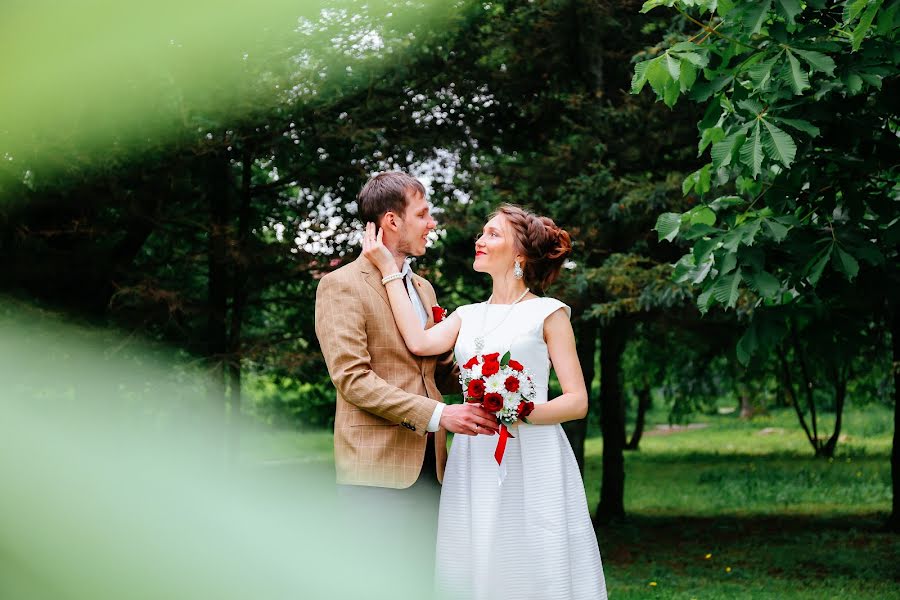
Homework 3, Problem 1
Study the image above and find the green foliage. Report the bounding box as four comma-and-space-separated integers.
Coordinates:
1, 0, 485, 418
0, 1, 466, 170
244, 373, 335, 429
621, 324, 733, 424
587, 254, 694, 322
632, 0, 899, 365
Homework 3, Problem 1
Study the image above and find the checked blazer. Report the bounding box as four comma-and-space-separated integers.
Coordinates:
315, 254, 456, 489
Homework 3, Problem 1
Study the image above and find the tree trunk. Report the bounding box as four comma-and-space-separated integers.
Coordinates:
775, 381, 788, 407
596, 319, 628, 524
625, 386, 650, 451
740, 394, 754, 419
889, 313, 899, 532
109, 194, 158, 279
791, 322, 821, 453
225, 146, 253, 465
779, 341, 819, 456
206, 149, 230, 459
821, 365, 846, 459
225, 362, 241, 464
563, 318, 597, 474
570, 0, 604, 94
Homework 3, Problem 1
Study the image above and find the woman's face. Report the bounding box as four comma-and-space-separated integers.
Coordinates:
473, 213, 520, 276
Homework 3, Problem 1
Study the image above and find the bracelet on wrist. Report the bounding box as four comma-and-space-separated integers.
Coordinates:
381, 272, 404, 285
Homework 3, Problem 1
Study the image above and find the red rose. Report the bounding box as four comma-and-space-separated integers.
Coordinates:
467, 379, 485, 400
432, 305, 447, 323
463, 356, 480, 369
517, 401, 535, 418
481, 361, 500, 377
508, 360, 524, 371
483, 352, 500, 362
504, 376, 520, 393
483, 393, 503, 412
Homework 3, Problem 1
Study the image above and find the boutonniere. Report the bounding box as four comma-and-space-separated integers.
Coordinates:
432, 305, 448, 323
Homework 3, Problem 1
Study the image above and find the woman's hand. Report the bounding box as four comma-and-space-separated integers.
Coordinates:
361, 218, 462, 356
361, 222, 399, 277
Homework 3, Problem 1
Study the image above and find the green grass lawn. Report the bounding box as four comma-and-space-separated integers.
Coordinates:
589, 406, 898, 598
239, 405, 899, 599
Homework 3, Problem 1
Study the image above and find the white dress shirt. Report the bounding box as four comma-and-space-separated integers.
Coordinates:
401, 260, 445, 432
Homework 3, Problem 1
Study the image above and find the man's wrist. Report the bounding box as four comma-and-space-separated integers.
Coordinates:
427, 403, 445, 432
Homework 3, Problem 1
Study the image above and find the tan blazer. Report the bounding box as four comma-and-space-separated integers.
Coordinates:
315, 254, 454, 488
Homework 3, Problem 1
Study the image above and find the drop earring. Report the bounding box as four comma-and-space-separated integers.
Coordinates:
514, 259, 523, 280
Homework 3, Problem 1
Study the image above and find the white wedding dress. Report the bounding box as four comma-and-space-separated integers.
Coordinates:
436, 298, 607, 600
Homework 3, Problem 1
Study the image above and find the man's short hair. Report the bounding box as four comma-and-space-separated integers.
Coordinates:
357, 172, 426, 227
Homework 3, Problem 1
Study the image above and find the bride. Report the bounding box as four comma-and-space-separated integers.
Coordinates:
362, 204, 607, 600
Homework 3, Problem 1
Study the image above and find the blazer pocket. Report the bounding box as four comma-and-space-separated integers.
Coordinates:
347, 409, 398, 427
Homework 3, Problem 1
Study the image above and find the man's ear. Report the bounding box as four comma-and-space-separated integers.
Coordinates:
380, 211, 400, 232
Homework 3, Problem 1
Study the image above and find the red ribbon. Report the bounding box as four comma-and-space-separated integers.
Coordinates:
494, 424, 514, 465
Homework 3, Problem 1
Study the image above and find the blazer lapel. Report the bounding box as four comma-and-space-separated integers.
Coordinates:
358, 256, 391, 309
358, 254, 434, 328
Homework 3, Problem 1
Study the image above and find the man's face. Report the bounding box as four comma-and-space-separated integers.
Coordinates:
395, 190, 435, 257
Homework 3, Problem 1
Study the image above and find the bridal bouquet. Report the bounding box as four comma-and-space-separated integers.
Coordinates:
459, 351, 536, 471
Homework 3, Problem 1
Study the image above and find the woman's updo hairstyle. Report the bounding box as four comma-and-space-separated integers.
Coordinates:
493, 204, 572, 293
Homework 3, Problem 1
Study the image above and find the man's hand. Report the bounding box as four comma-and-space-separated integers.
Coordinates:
439, 403, 500, 436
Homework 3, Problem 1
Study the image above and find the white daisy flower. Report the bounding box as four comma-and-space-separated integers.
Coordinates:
484, 374, 504, 394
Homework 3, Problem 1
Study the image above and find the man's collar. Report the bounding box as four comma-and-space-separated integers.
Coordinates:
357, 252, 414, 276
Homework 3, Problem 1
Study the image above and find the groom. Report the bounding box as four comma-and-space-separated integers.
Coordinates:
314, 172, 497, 524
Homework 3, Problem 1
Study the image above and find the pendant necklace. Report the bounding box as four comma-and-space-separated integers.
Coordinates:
473, 287, 530, 355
